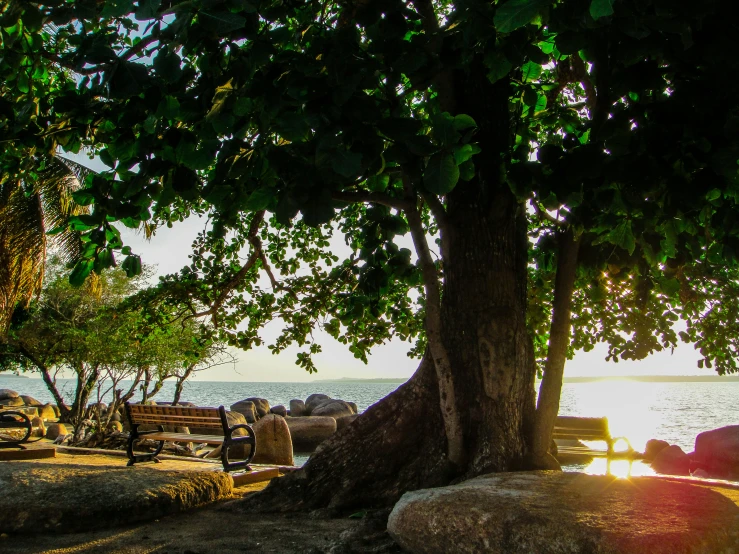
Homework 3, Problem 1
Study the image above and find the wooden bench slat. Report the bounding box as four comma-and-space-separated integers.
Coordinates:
142, 432, 227, 444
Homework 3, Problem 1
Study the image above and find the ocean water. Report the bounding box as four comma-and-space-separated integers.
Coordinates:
2, 375, 737, 454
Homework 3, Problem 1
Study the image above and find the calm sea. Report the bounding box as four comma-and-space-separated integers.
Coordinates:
2, 375, 737, 454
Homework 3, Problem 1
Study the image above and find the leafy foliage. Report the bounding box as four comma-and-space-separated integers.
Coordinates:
3, 0, 739, 379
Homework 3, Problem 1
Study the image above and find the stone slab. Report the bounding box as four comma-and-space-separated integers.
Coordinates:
232, 467, 280, 487
388, 471, 739, 554
0, 446, 56, 461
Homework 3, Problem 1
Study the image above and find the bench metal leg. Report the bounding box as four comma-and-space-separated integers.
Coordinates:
126, 425, 165, 466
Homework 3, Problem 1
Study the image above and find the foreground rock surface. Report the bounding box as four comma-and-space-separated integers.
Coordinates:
387, 471, 739, 554
0, 459, 233, 534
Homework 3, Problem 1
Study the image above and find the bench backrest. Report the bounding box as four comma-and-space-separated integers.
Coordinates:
553, 416, 610, 440
126, 404, 225, 429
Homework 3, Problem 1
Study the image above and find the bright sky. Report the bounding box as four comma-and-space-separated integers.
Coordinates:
66, 152, 715, 382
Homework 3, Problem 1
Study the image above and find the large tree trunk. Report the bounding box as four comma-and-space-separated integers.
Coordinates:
531, 228, 581, 468
244, 354, 448, 512
241, 64, 537, 512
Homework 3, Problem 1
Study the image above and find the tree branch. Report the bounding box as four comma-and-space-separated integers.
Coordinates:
402, 177, 466, 468
531, 200, 566, 227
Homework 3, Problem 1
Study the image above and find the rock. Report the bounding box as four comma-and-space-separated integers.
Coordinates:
691, 468, 711, 478
285, 416, 336, 452
30, 417, 46, 438
191, 411, 249, 437
651, 445, 691, 476
336, 414, 360, 431
304, 394, 331, 415
270, 405, 288, 417
289, 399, 306, 417
0, 389, 19, 400
250, 414, 293, 465
39, 403, 57, 421
347, 402, 358, 415
20, 395, 42, 407
644, 439, 670, 461
387, 471, 739, 554
230, 400, 258, 423
0, 397, 24, 407
693, 425, 739, 476
311, 400, 354, 420
243, 397, 271, 418
51, 404, 61, 417
109, 411, 122, 423
46, 423, 70, 441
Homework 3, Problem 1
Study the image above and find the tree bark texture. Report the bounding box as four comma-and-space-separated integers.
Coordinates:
532, 229, 581, 462
243, 354, 449, 512
242, 61, 537, 511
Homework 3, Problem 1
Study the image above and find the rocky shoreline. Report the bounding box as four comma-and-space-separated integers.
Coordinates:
3, 386, 738, 479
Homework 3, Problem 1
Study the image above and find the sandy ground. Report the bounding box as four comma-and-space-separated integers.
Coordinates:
0, 447, 401, 554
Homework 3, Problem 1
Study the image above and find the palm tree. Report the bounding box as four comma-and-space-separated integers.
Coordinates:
0, 154, 93, 332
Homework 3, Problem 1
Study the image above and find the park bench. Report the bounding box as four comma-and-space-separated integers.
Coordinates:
553, 416, 633, 456
0, 409, 32, 449
125, 403, 256, 472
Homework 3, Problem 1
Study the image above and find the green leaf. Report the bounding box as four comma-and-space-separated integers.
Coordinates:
431, 113, 458, 146
331, 150, 363, 178
199, 10, 246, 35
69, 259, 94, 287
101, 0, 134, 19
453, 114, 477, 131
71, 190, 96, 206
610, 220, 635, 255
453, 144, 481, 165
108, 61, 149, 99
366, 174, 390, 192
245, 187, 273, 211
153, 48, 182, 83
424, 153, 460, 195
522, 61, 542, 82
157, 96, 180, 120
135, 0, 161, 20
485, 51, 513, 84
706, 188, 722, 202
459, 160, 476, 181
589, 0, 614, 20
494, 0, 551, 33
121, 254, 142, 277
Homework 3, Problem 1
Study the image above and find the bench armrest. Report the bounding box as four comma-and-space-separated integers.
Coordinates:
229, 423, 251, 433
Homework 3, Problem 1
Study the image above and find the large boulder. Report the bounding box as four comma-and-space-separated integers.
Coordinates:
347, 401, 358, 415
30, 417, 46, 438
20, 395, 43, 407
0, 396, 24, 407
289, 399, 306, 417
0, 389, 19, 400
651, 445, 691, 476
270, 405, 288, 418
644, 439, 670, 461
336, 414, 360, 431
312, 400, 355, 420
38, 404, 57, 421
250, 414, 293, 465
243, 397, 271, 418
230, 400, 258, 423
304, 394, 330, 415
285, 416, 336, 452
191, 411, 248, 437
45, 423, 70, 441
693, 425, 739, 477
388, 471, 739, 554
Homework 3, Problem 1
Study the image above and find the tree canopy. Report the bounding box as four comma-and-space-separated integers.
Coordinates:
3, 0, 739, 506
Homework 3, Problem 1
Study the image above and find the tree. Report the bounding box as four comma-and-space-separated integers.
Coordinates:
3, 0, 739, 510
0, 258, 227, 426
0, 154, 94, 332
